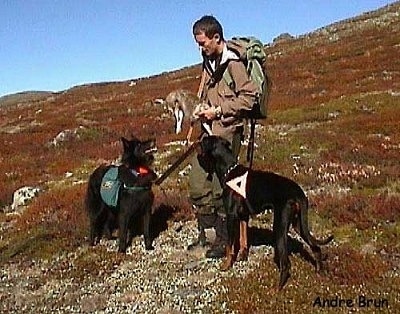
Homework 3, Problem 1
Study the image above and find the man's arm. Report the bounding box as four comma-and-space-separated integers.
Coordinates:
219, 60, 258, 117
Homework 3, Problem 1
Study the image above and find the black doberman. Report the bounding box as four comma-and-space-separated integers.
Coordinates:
85, 136, 157, 253
197, 136, 333, 290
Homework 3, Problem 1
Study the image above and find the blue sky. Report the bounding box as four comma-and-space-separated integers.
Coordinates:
0, 0, 395, 97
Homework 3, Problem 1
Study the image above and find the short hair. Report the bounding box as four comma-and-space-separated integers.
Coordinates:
192, 15, 224, 40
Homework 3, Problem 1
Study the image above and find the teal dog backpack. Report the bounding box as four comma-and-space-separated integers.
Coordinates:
100, 166, 152, 207
100, 167, 121, 207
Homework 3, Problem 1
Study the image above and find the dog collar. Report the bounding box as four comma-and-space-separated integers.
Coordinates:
130, 166, 150, 177
223, 163, 239, 182
136, 166, 149, 175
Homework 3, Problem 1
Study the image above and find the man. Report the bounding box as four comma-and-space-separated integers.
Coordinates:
189, 15, 259, 258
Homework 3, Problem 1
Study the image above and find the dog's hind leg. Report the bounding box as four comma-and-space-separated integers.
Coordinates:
295, 198, 330, 273
104, 209, 117, 240
89, 204, 109, 246
86, 190, 104, 245
89, 221, 97, 246
310, 245, 323, 273
275, 204, 292, 290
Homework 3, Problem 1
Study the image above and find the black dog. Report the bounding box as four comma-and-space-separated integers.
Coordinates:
197, 136, 333, 290
85, 136, 157, 253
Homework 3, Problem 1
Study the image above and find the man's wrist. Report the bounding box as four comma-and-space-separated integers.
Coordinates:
214, 106, 222, 118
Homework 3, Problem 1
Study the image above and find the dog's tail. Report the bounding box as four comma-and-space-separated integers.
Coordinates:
85, 166, 105, 214
294, 197, 334, 246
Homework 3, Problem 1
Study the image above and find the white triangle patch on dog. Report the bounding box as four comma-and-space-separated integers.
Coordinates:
226, 171, 248, 198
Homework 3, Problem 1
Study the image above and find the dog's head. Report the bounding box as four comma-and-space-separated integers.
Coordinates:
196, 136, 234, 172
120, 136, 157, 168
165, 89, 199, 134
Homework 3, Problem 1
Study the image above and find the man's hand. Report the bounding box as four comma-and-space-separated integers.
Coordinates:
197, 105, 222, 121
191, 102, 210, 122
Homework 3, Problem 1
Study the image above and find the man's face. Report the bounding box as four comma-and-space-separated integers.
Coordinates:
194, 31, 220, 58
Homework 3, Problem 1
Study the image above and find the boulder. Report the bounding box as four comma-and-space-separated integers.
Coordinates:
10, 186, 42, 212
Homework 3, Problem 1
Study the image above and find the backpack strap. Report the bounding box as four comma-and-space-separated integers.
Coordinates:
205, 60, 231, 89
197, 69, 207, 100
246, 118, 256, 169
222, 66, 235, 91
220, 57, 258, 169
222, 63, 257, 169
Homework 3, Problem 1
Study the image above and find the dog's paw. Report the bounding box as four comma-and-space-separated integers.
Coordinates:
187, 239, 210, 250
237, 249, 249, 262
220, 259, 233, 271
278, 272, 290, 291
316, 265, 328, 276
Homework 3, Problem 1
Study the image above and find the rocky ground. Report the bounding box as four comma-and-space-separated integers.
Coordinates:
0, 219, 277, 314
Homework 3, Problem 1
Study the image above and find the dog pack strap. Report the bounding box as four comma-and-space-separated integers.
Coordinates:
123, 184, 150, 191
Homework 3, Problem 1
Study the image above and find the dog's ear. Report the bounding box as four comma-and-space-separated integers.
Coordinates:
221, 137, 232, 151
195, 141, 203, 155
200, 136, 214, 154
149, 138, 156, 146
121, 137, 130, 150
130, 135, 140, 142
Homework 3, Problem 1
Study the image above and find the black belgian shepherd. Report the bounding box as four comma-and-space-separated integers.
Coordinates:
85, 136, 157, 253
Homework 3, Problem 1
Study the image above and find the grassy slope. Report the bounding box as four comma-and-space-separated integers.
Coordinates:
0, 2, 399, 312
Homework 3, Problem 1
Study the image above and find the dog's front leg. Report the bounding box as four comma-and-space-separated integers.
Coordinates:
143, 203, 155, 250
237, 220, 249, 262
220, 243, 235, 271
220, 215, 238, 271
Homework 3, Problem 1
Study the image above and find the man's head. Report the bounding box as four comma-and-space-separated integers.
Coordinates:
193, 15, 225, 59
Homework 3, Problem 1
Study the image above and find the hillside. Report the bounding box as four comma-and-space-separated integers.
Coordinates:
0, 91, 55, 108
0, 2, 399, 313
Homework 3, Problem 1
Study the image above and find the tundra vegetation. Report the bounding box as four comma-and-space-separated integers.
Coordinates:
0, 3, 399, 313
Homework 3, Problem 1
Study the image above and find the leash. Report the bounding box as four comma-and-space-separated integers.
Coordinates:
156, 68, 214, 186
155, 131, 208, 186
